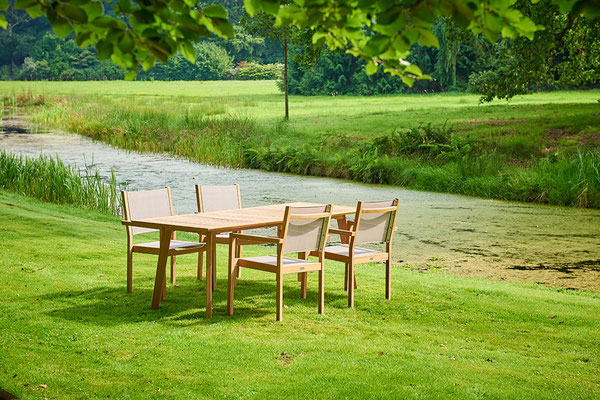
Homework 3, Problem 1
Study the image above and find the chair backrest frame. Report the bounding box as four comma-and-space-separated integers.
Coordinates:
351, 199, 400, 247
195, 184, 241, 213
121, 187, 174, 237
279, 205, 333, 259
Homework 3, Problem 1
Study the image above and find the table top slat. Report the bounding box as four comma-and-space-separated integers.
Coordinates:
122, 202, 356, 234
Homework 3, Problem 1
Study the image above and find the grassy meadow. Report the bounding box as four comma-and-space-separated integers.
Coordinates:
1, 189, 600, 399
1, 81, 600, 207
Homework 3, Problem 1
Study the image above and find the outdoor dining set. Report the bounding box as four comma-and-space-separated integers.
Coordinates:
121, 185, 400, 321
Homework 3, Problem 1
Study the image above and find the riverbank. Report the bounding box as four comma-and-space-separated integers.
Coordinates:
1, 81, 600, 208
1, 189, 599, 399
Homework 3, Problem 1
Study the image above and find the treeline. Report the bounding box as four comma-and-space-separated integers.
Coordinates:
1, 0, 598, 99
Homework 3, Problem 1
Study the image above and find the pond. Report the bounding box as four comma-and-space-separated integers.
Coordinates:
2, 118, 599, 291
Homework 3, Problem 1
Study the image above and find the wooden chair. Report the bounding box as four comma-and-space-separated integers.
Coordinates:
227, 205, 332, 321
121, 187, 206, 293
321, 199, 399, 308
195, 184, 242, 288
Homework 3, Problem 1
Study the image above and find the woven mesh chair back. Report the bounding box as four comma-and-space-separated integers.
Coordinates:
283, 205, 331, 253
355, 200, 398, 245
197, 184, 240, 213
124, 188, 172, 235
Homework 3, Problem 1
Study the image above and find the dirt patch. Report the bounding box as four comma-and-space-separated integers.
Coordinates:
578, 131, 600, 147
459, 118, 526, 127
544, 127, 579, 148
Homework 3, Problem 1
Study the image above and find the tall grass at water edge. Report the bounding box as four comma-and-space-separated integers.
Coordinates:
0, 150, 124, 214
15, 92, 600, 208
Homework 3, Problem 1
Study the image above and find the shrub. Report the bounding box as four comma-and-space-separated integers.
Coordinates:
236, 62, 282, 80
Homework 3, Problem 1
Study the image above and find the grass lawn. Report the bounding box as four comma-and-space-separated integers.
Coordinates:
1, 189, 599, 399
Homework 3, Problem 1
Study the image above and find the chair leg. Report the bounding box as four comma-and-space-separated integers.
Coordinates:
299, 251, 308, 299
300, 273, 307, 299
354, 272, 357, 290
236, 244, 242, 278
197, 251, 203, 281
276, 271, 283, 321
318, 267, 324, 314
127, 251, 133, 293
344, 263, 348, 291
385, 258, 391, 300
170, 256, 176, 285
348, 261, 355, 308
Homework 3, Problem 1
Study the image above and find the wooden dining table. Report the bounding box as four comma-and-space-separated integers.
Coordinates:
122, 202, 356, 318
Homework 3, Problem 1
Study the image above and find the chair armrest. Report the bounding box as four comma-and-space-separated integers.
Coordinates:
329, 228, 356, 237
230, 233, 283, 245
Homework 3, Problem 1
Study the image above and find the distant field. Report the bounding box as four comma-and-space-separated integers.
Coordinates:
2, 80, 599, 138
2, 81, 599, 207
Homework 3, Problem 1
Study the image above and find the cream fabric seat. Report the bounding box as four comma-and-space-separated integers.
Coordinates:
324, 244, 385, 258
121, 187, 206, 293
133, 240, 205, 251
238, 255, 316, 267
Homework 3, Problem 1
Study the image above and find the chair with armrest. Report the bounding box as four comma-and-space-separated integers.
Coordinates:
227, 205, 332, 321
195, 184, 243, 288
121, 187, 206, 293
321, 199, 399, 308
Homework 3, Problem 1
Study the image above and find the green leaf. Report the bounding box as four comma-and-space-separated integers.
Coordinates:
96, 38, 113, 60
124, 70, 137, 81
212, 18, 234, 38
363, 35, 390, 57
416, 28, 439, 47
262, 0, 280, 14
14, 0, 37, 9
26, 4, 42, 17
51, 19, 73, 38
180, 41, 196, 63
203, 5, 227, 19
118, 33, 135, 53
365, 61, 378, 75
75, 31, 93, 46
244, 0, 261, 16
142, 55, 156, 71
0, 14, 6, 29
0, 0, 8, 10
62, 4, 88, 23
81, 1, 104, 20
118, 0, 133, 13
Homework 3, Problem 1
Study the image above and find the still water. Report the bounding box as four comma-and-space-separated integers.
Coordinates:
2, 122, 599, 291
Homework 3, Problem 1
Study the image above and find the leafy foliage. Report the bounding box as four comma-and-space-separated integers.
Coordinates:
4, 0, 597, 83
235, 61, 282, 80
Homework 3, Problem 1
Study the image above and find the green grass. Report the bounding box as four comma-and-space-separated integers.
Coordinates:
1, 190, 600, 399
2, 81, 600, 207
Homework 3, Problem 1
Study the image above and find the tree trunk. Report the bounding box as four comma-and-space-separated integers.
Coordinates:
284, 38, 289, 121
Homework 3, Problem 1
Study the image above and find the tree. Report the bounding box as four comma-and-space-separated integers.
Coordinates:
1, 0, 598, 84
242, 10, 294, 120
469, 0, 600, 101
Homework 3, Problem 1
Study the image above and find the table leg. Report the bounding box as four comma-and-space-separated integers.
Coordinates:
206, 232, 216, 318
151, 227, 172, 309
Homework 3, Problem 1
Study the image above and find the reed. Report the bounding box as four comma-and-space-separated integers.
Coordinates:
0, 150, 125, 214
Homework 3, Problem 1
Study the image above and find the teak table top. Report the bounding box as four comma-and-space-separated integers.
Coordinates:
122, 202, 356, 233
